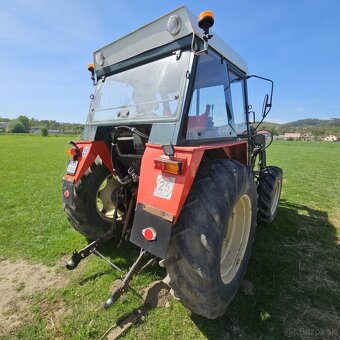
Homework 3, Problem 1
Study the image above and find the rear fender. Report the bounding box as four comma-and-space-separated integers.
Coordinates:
62, 141, 112, 183
136, 141, 247, 223
130, 141, 247, 258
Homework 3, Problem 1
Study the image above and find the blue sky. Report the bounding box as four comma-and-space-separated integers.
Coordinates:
0, 0, 339, 124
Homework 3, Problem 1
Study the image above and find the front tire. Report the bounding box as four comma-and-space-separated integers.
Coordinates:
64, 163, 121, 240
164, 159, 257, 319
257, 166, 283, 224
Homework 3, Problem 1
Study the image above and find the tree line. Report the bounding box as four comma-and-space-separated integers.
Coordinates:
0, 115, 84, 135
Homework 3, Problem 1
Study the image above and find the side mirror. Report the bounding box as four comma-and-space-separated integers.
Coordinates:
249, 110, 256, 124
262, 94, 272, 118
247, 105, 256, 124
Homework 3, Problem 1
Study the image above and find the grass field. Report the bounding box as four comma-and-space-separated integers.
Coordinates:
0, 134, 339, 339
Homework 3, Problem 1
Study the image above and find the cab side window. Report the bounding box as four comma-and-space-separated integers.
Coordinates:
186, 53, 235, 140
228, 69, 247, 134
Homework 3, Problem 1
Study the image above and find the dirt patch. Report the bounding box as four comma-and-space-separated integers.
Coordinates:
110, 279, 124, 292
142, 280, 171, 308
108, 279, 172, 308
40, 299, 70, 337
105, 280, 172, 340
0, 259, 69, 335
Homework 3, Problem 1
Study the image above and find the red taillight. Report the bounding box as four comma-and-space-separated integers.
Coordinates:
142, 227, 157, 241
154, 158, 184, 175
67, 147, 80, 157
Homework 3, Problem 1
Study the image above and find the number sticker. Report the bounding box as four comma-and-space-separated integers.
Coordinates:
153, 175, 175, 200
82, 147, 89, 157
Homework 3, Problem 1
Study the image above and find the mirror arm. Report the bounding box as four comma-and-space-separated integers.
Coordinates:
245, 74, 274, 132
246, 74, 274, 107
254, 114, 267, 132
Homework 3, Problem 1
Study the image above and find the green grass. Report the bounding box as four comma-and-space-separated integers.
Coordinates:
0, 135, 339, 339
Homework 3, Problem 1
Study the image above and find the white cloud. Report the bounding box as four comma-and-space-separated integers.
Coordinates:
295, 107, 305, 112
265, 118, 290, 124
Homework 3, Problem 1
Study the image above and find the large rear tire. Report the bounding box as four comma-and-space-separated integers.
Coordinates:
164, 159, 257, 319
64, 163, 121, 240
257, 166, 283, 224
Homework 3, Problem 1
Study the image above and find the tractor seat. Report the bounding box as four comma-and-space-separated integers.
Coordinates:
187, 104, 211, 137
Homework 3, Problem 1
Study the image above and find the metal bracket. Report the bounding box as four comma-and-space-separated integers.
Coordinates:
141, 203, 173, 222
172, 50, 182, 60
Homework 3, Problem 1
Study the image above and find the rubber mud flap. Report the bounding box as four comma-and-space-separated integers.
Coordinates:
62, 180, 74, 206
130, 203, 172, 259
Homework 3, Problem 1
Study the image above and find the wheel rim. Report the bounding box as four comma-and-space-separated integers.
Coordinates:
96, 175, 120, 221
220, 194, 252, 284
271, 180, 281, 215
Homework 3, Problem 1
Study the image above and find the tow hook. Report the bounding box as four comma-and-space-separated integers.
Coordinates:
65, 229, 121, 271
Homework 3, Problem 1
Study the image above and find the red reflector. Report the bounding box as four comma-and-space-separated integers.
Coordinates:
142, 227, 157, 241
64, 190, 70, 198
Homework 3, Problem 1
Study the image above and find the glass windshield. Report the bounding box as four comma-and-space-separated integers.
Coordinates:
87, 51, 191, 124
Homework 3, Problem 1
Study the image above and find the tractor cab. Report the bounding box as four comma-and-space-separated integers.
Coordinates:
83, 6, 253, 147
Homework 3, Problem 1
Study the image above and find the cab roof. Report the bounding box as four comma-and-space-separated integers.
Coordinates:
93, 6, 248, 73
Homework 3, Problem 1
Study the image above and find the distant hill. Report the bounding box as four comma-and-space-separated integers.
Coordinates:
283, 118, 340, 127
256, 118, 340, 137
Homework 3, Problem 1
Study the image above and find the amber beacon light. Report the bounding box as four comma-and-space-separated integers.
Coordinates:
198, 10, 214, 34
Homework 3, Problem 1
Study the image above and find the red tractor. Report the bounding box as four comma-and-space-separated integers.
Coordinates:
62, 7, 282, 319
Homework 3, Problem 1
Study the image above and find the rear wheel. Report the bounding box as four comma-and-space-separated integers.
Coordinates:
164, 159, 257, 319
64, 163, 121, 240
257, 166, 283, 224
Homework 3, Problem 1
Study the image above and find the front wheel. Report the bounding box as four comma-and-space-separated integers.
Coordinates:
257, 166, 283, 224
164, 159, 257, 319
